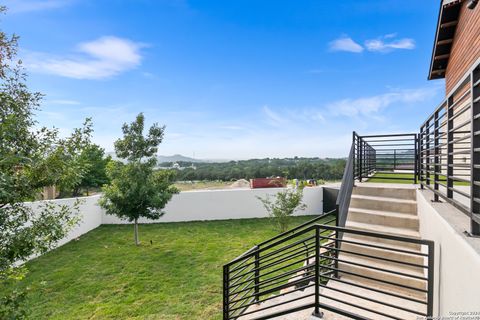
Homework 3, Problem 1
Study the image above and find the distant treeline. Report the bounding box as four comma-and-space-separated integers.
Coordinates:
161, 157, 346, 181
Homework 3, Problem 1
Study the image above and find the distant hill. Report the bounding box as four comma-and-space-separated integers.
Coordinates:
106, 152, 211, 164
157, 154, 203, 163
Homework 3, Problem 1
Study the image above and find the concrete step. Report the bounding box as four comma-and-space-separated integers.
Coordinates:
350, 194, 417, 214
319, 276, 427, 320
240, 286, 316, 320
344, 221, 421, 250
345, 220, 421, 239
337, 252, 427, 295
340, 236, 425, 267
353, 185, 416, 201
348, 207, 419, 230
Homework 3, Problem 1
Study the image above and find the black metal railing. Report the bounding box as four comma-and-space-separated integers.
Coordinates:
354, 132, 418, 184
223, 211, 337, 320
336, 142, 355, 229
335, 132, 419, 230
419, 62, 480, 235
223, 220, 434, 320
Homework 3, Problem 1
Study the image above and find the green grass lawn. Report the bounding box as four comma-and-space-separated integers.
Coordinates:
366, 172, 415, 184
174, 181, 233, 191
5, 216, 328, 320
366, 172, 470, 186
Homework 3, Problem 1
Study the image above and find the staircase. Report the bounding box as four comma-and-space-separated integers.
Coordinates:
320, 184, 428, 320
228, 184, 432, 320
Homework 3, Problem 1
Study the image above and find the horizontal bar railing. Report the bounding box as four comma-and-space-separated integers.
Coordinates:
355, 133, 418, 184
419, 61, 480, 235
223, 223, 434, 320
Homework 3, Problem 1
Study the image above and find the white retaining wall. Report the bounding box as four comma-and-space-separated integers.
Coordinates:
101, 187, 323, 224
417, 190, 480, 317
26, 187, 323, 250
26, 195, 104, 247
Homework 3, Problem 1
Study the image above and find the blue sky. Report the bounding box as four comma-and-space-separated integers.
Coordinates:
4, 0, 444, 159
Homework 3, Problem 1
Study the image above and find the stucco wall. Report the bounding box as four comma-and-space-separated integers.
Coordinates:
26, 195, 103, 247
101, 187, 323, 224
25, 186, 323, 242
416, 189, 480, 316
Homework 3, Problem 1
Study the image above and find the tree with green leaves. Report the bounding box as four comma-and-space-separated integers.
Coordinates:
100, 113, 179, 245
39, 118, 95, 197
0, 7, 81, 318
257, 186, 307, 233
75, 144, 111, 196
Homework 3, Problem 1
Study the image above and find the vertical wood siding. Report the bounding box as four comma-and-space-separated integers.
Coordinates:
445, 3, 480, 93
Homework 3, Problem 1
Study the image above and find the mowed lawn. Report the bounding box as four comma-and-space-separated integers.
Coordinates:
367, 172, 416, 183
7, 216, 326, 320
367, 172, 470, 186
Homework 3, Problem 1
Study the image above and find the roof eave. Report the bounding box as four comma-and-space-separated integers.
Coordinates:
428, 0, 464, 80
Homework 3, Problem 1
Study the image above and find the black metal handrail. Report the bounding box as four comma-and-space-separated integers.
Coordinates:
256, 213, 336, 250
419, 62, 480, 235
353, 132, 376, 182
336, 141, 355, 229
354, 132, 419, 184
336, 131, 418, 229
223, 222, 434, 320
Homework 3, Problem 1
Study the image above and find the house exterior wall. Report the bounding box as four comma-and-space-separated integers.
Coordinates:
445, 2, 480, 93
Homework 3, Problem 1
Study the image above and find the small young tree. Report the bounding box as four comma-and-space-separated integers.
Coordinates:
257, 187, 307, 233
100, 113, 179, 245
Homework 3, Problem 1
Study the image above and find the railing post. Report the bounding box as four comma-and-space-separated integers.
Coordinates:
254, 248, 260, 302
393, 149, 396, 171
363, 140, 366, 177
312, 227, 322, 318
427, 242, 435, 318
223, 265, 230, 320
470, 67, 480, 235
414, 134, 419, 184
359, 137, 363, 182
369, 145, 374, 175
366, 146, 370, 177
426, 119, 431, 187
433, 110, 440, 202
334, 205, 340, 279
447, 97, 454, 199
352, 132, 356, 183
420, 128, 424, 188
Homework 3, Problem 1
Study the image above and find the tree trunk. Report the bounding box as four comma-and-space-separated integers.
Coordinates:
134, 218, 139, 245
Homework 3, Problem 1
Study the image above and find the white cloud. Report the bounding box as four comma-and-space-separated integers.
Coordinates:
4, 0, 73, 13
328, 87, 439, 118
329, 36, 364, 53
262, 105, 287, 126
329, 34, 415, 54
383, 33, 398, 39
26, 36, 145, 79
365, 38, 415, 52
303, 110, 325, 123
